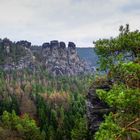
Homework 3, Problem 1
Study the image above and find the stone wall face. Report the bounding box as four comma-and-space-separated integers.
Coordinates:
86, 80, 113, 137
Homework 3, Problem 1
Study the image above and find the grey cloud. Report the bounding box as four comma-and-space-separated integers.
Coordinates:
0, 0, 140, 47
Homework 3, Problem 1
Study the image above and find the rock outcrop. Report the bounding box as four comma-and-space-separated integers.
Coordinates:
16, 40, 31, 48
41, 40, 92, 76
86, 79, 113, 137
0, 38, 94, 76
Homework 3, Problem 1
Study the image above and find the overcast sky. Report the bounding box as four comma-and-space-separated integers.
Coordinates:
0, 0, 140, 47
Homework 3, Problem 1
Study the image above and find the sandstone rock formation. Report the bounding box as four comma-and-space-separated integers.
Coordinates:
86, 79, 113, 137
0, 38, 94, 76
41, 40, 92, 76
16, 40, 31, 48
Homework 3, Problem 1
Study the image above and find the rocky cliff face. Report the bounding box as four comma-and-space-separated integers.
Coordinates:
41, 40, 92, 76
86, 79, 113, 137
0, 39, 35, 71
0, 38, 93, 76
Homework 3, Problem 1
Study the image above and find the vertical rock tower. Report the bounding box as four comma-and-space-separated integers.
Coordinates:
42, 40, 92, 76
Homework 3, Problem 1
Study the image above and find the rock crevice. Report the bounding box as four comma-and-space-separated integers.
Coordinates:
86, 79, 113, 137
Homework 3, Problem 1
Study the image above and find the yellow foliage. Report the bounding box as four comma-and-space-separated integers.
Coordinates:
24, 82, 32, 94
15, 84, 22, 95
48, 92, 70, 109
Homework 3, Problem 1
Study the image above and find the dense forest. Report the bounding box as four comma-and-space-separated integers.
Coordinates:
0, 68, 95, 140
0, 24, 140, 140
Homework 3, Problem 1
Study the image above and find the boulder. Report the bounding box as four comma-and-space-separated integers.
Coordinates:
50, 40, 59, 47
68, 42, 76, 49
42, 42, 50, 49
60, 41, 66, 49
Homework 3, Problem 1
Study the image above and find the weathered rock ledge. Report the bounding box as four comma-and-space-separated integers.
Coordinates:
86, 79, 113, 138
